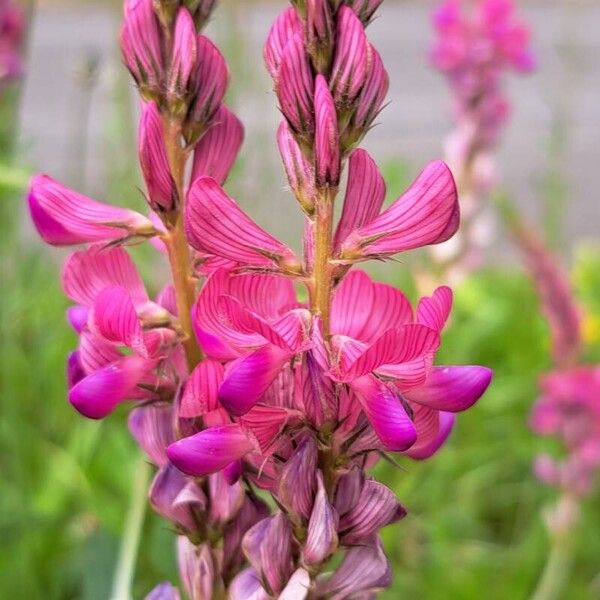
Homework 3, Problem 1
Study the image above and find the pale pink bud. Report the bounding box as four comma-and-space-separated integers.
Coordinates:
185, 35, 229, 144
167, 8, 198, 112
277, 120, 315, 213
264, 8, 303, 80
178, 539, 217, 600
120, 0, 164, 97
138, 102, 177, 212
330, 7, 369, 106
314, 75, 340, 187
276, 33, 315, 139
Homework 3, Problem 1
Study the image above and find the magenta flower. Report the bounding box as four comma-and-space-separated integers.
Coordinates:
0, 0, 23, 87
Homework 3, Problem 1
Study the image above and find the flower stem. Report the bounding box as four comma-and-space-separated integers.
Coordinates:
162, 116, 203, 371
312, 188, 336, 338
110, 458, 151, 600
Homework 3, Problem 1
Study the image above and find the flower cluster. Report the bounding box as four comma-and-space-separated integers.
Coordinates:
0, 0, 23, 89
27, 0, 491, 597
429, 0, 534, 278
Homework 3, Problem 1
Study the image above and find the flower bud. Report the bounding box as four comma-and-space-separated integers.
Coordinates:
277, 120, 315, 214
184, 35, 228, 145
178, 539, 219, 600
120, 0, 164, 99
167, 8, 198, 115
264, 8, 303, 80
306, 0, 334, 73
344, 0, 384, 25
314, 75, 340, 187
138, 102, 177, 212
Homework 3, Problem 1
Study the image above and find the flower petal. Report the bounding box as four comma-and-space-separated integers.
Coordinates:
405, 365, 492, 412
185, 176, 300, 272
340, 161, 459, 260
334, 149, 386, 251
62, 246, 147, 306
191, 105, 244, 186
28, 174, 155, 246
228, 568, 269, 600
69, 355, 155, 419
278, 569, 310, 600
350, 375, 417, 452
416, 285, 453, 332
405, 408, 455, 460
144, 583, 180, 600
128, 404, 175, 466
264, 7, 303, 79
179, 359, 224, 418
239, 405, 297, 453
219, 345, 292, 416
167, 424, 255, 476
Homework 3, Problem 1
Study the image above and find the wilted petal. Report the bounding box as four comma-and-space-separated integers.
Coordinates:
314, 74, 340, 187
179, 359, 224, 418
350, 375, 417, 452
243, 513, 293, 595
178, 539, 215, 600
264, 7, 303, 79
405, 365, 492, 412
219, 344, 292, 416
302, 472, 338, 566
339, 161, 459, 260
28, 174, 155, 246
69, 355, 155, 419
405, 408, 455, 460
149, 463, 204, 532
278, 436, 318, 522
416, 286, 453, 332
316, 538, 392, 599
228, 568, 269, 600
144, 582, 180, 600
185, 177, 300, 272
128, 404, 175, 465
167, 424, 255, 476
279, 568, 310, 600
330, 7, 368, 104
138, 102, 176, 212
334, 150, 386, 250
276, 33, 315, 136
62, 246, 147, 306
191, 105, 244, 185
339, 480, 406, 544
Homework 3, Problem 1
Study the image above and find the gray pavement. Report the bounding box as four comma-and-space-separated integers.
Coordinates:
18, 1, 600, 255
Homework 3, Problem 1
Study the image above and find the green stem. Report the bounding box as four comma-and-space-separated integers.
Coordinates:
530, 496, 579, 600
111, 458, 151, 600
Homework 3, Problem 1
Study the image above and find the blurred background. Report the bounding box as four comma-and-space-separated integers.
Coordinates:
2, 0, 600, 598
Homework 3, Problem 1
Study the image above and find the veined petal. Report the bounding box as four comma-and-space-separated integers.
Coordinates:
128, 404, 175, 466
239, 405, 297, 453
340, 161, 459, 260
405, 407, 455, 460
302, 472, 338, 566
179, 359, 224, 418
264, 7, 303, 79
350, 375, 417, 452
167, 8, 197, 101
405, 365, 492, 412
316, 538, 392, 600
219, 345, 292, 416
314, 74, 340, 187
28, 174, 155, 246
276, 33, 315, 136
208, 471, 245, 524
78, 330, 123, 374
185, 176, 300, 272
167, 424, 255, 476
334, 149, 386, 251
191, 105, 244, 186
333, 466, 364, 517
339, 480, 406, 544
355, 44, 389, 129
228, 568, 269, 600
331, 270, 413, 342
62, 246, 147, 306
243, 513, 293, 595
416, 286, 453, 331
69, 355, 155, 419
340, 324, 440, 381
177, 540, 214, 600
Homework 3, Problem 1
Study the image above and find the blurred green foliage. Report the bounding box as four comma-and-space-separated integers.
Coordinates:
3, 58, 600, 600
